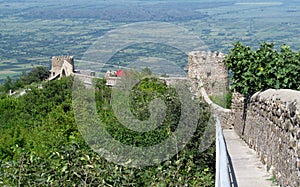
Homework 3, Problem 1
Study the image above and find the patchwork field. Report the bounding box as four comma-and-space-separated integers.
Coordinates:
0, 0, 299, 81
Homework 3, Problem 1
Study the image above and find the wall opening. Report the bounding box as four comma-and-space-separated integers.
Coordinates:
62, 69, 66, 77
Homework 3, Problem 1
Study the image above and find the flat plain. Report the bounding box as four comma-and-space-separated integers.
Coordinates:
0, 0, 299, 80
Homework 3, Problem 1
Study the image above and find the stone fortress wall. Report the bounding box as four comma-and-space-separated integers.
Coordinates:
50, 53, 300, 186
51, 56, 74, 78
187, 51, 228, 96
231, 90, 300, 187
49, 56, 95, 83
186, 51, 232, 128
187, 51, 300, 186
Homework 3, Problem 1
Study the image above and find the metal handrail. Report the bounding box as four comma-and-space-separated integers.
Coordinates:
215, 116, 231, 187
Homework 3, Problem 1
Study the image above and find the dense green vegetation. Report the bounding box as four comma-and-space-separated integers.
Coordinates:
225, 42, 300, 95
0, 66, 50, 93
97, 77, 182, 147
0, 76, 215, 186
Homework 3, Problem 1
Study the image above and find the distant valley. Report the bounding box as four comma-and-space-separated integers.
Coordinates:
0, 0, 300, 81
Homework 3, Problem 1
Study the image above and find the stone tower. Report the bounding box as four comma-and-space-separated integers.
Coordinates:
50, 56, 74, 78
187, 51, 229, 96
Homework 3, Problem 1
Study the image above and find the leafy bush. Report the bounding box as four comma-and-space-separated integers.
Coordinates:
225, 42, 300, 95
0, 66, 50, 93
0, 76, 215, 186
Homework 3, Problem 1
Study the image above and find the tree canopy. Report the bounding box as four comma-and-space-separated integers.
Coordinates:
225, 42, 300, 95
0, 66, 50, 93
0, 76, 215, 186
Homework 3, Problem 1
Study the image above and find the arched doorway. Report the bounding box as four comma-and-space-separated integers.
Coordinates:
62, 69, 66, 77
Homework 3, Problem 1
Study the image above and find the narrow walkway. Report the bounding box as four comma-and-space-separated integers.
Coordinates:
223, 129, 277, 187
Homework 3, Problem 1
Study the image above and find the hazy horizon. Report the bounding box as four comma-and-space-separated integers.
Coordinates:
0, 0, 299, 80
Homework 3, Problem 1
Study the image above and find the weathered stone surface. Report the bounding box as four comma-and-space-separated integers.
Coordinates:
177, 51, 300, 186
50, 56, 74, 79
187, 51, 228, 96
232, 89, 300, 187
187, 51, 232, 128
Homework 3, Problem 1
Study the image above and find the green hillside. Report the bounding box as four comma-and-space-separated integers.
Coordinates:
0, 76, 215, 186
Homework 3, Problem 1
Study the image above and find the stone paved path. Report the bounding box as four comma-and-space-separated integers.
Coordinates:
223, 128, 278, 187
